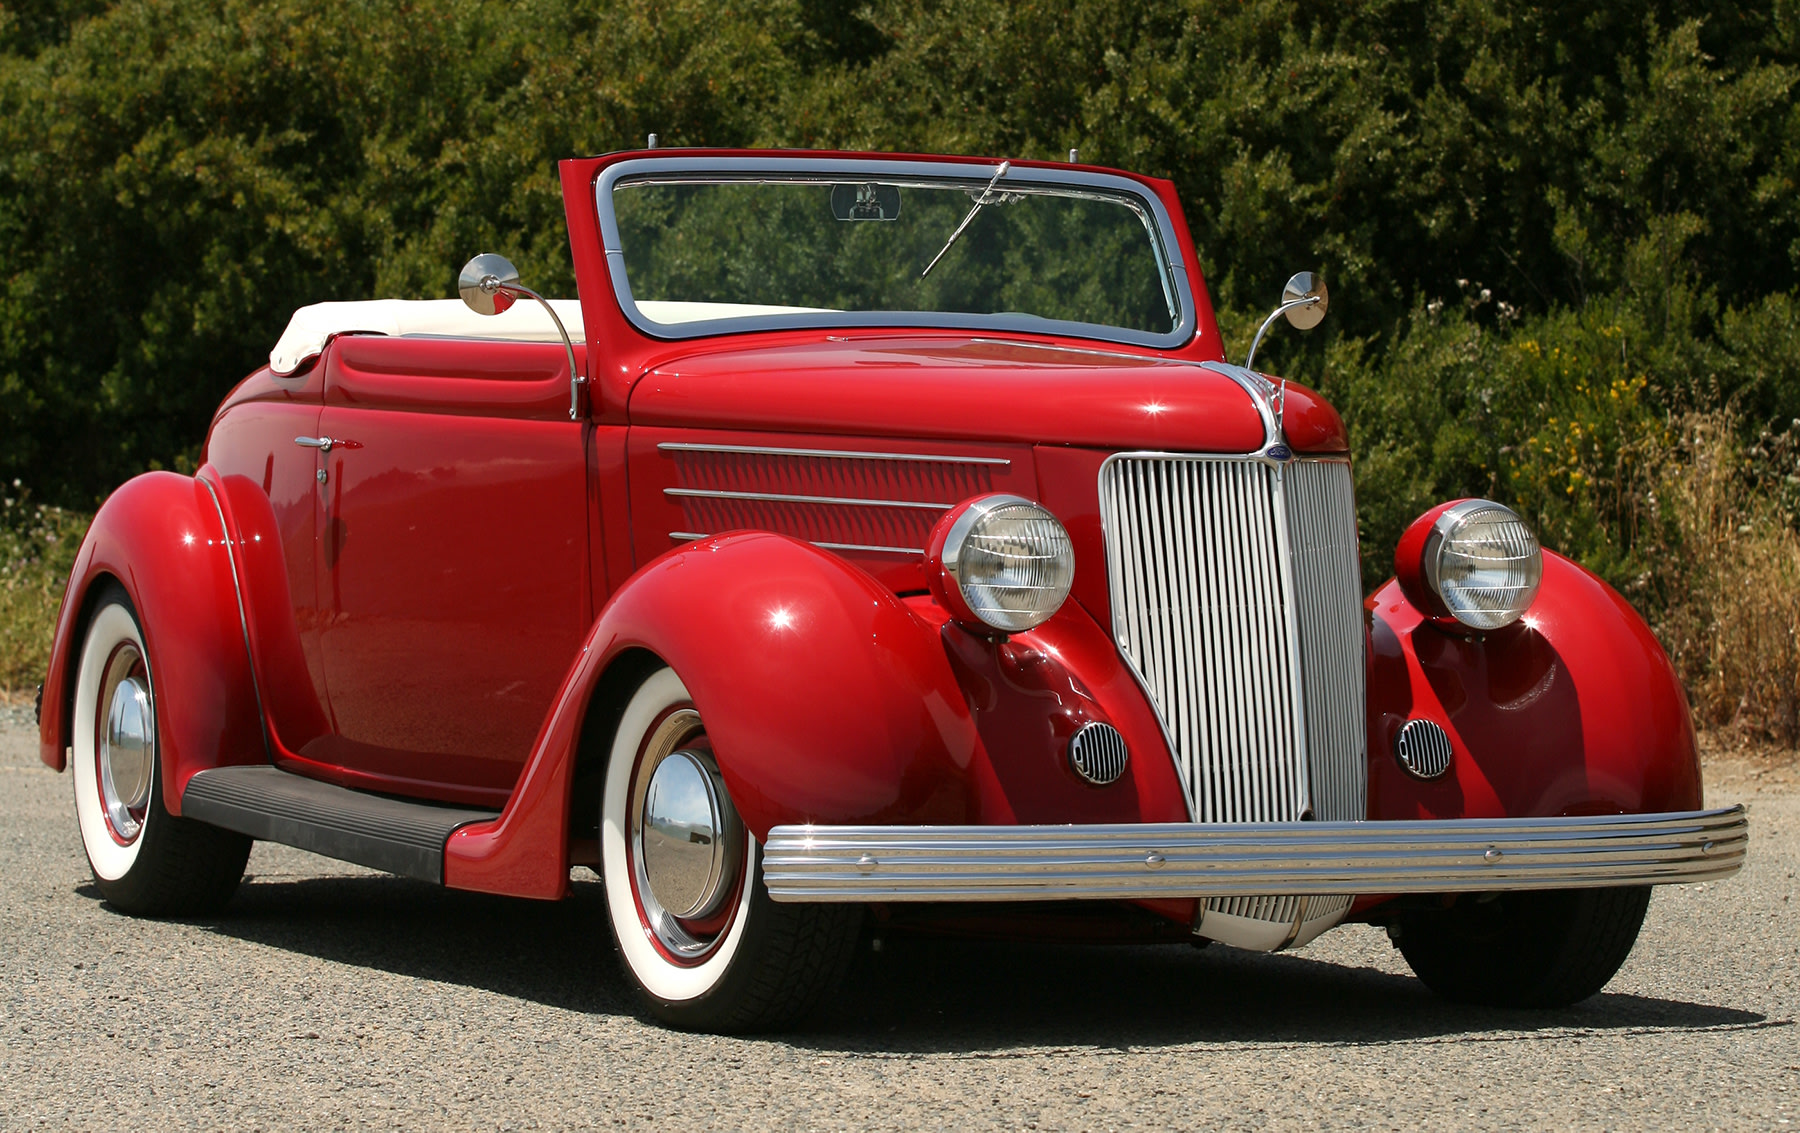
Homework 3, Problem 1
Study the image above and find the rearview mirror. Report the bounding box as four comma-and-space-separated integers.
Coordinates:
831, 183, 902, 221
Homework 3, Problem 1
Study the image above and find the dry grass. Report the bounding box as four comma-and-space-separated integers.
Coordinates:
1651, 411, 1800, 747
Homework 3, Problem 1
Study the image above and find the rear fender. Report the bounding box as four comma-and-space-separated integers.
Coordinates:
443, 532, 981, 898
1366, 549, 1702, 821
204, 471, 333, 754
37, 472, 267, 812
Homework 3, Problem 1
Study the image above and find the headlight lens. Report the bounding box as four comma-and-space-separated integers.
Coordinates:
1424, 500, 1543, 629
932, 495, 1075, 633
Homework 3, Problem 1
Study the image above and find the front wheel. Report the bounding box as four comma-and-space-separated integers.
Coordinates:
71, 585, 251, 915
1393, 886, 1651, 1008
600, 667, 861, 1032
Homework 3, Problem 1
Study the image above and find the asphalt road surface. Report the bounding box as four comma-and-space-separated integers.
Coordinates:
2, 703, 1795, 1131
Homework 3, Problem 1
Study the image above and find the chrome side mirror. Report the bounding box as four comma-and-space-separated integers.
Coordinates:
458, 253, 524, 316
1280, 271, 1328, 330
1245, 271, 1329, 371
456, 254, 583, 419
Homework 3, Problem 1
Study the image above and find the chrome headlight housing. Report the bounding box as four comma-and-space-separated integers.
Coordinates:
1412, 499, 1543, 630
928, 495, 1075, 634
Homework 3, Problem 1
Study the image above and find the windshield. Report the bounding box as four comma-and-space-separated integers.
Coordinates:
605, 166, 1186, 345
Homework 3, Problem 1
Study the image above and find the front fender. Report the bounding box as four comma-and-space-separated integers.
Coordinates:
1366, 549, 1702, 821
38, 472, 267, 812
443, 532, 980, 898
609, 533, 983, 831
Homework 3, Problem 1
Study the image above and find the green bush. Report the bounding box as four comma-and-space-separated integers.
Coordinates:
3, 0, 1795, 505
0, 485, 86, 691
2, 0, 1799, 738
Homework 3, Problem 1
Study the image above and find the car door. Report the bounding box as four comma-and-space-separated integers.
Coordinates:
308, 334, 589, 807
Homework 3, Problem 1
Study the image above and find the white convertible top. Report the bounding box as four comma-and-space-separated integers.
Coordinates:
268, 299, 587, 375
269, 298, 840, 375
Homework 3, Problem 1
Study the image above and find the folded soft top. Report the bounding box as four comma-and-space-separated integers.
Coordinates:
268, 298, 586, 375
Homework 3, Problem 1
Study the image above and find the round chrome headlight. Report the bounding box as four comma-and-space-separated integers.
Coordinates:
1421, 499, 1543, 630
928, 495, 1075, 634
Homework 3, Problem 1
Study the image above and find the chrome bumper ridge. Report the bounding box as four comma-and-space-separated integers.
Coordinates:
761, 807, 1748, 903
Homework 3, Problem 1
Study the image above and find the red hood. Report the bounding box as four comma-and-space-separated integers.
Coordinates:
627, 336, 1321, 453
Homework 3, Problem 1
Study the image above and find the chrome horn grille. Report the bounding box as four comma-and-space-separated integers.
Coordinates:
1099, 454, 1367, 824
1067, 722, 1129, 786
1394, 718, 1454, 779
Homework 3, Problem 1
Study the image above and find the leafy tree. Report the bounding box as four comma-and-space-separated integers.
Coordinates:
1, 0, 1796, 521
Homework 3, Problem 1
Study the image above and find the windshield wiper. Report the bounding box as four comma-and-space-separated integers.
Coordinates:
920, 160, 1011, 278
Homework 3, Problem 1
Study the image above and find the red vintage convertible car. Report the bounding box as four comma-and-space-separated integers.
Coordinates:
39, 148, 1747, 1031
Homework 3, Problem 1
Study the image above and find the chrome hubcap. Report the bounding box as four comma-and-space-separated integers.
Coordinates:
643, 750, 732, 918
630, 709, 745, 958
98, 645, 153, 842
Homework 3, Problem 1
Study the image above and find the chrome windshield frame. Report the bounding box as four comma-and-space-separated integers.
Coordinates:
594, 155, 1198, 350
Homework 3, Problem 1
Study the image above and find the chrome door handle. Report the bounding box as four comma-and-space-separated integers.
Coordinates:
294, 436, 334, 452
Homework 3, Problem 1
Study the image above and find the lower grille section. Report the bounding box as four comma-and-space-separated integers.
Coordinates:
1199, 893, 1355, 951
1099, 454, 1367, 824
1205, 893, 1338, 924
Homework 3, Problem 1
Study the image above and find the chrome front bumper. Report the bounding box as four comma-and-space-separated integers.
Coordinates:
762, 807, 1748, 903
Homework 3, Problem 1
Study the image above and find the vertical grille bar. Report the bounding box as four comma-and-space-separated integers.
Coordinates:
1283, 460, 1368, 822
1099, 454, 1367, 826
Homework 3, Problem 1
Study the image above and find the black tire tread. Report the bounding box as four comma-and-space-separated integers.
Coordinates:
720, 885, 861, 1032
636, 865, 863, 1034
1396, 886, 1651, 1008
93, 791, 251, 916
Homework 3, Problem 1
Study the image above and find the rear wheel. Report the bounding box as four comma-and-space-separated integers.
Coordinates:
1393, 887, 1651, 1007
600, 667, 860, 1032
71, 586, 250, 915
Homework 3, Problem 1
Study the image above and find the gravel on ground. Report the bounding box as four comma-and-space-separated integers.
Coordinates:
2, 702, 1795, 1131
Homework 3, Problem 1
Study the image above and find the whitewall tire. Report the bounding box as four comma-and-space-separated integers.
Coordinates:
600, 666, 860, 1031
70, 585, 250, 915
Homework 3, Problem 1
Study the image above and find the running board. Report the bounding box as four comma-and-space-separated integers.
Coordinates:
181, 766, 500, 883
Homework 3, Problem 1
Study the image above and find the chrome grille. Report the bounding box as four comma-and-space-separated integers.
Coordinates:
1099, 454, 1367, 824
1207, 894, 1306, 923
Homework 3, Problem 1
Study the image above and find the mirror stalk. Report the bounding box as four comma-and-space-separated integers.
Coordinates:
1244, 296, 1321, 372
1243, 271, 1329, 373
458, 254, 584, 420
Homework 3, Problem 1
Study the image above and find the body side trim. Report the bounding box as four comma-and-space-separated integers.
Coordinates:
657, 442, 1011, 466
669, 531, 924, 555
664, 487, 953, 510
